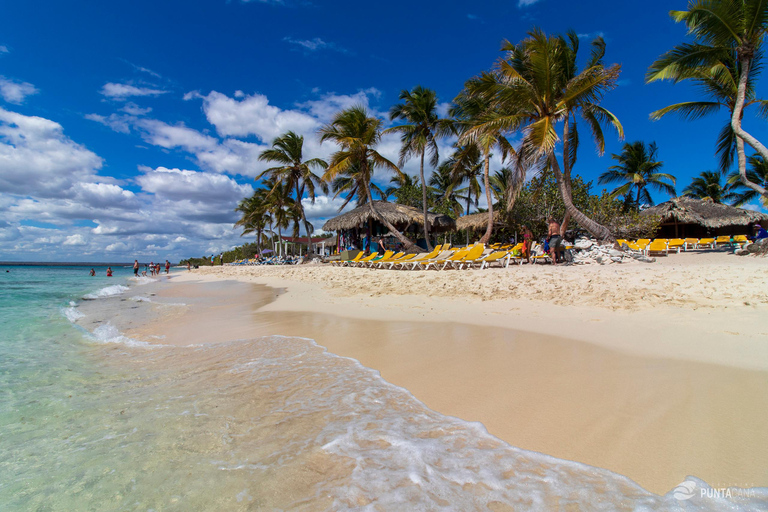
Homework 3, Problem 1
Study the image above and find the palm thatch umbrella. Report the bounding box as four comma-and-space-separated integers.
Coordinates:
322, 201, 455, 232
641, 197, 768, 237
455, 211, 501, 231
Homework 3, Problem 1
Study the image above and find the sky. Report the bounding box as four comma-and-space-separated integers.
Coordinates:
1, 0, 766, 262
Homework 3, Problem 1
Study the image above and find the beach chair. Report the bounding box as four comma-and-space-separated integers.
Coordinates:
530, 243, 551, 264
733, 235, 749, 247
646, 240, 669, 256
351, 252, 379, 267
336, 252, 364, 267
667, 238, 685, 253
715, 235, 732, 248
380, 253, 418, 269
683, 238, 699, 251
697, 237, 716, 249
365, 251, 399, 268
414, 248, 471, 271
443, 244, 487, 270
474, 250, 513, 270
395, 248, 442, 270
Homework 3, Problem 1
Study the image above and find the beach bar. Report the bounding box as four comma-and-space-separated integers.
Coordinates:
641, 197, 768, 238
322, 201, 455, 253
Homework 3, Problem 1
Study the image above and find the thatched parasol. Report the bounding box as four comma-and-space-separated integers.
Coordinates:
455, 211, 501, 231
322, 201, 455, 232
640, 197, 768, 228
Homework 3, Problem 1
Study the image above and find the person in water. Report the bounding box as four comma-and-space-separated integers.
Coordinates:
165, 260, 170, 274
106, 267, 113, 277
133, 259, 139, 276
89, 268, 95, 276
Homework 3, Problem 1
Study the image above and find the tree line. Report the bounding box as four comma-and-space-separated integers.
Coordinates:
235, 0, 768, 254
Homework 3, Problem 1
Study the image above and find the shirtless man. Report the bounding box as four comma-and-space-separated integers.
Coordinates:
547, 217, 563, 265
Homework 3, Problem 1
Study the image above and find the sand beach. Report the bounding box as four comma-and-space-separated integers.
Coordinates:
120, 251, 768, 498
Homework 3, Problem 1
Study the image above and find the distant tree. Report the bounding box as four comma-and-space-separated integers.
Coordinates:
683, 170, 739, 204
257, 131, 328, 255
386, 86, 451, 250
428, 162, 465, 218
728, 154, 768, 207
598, 141, 676, 208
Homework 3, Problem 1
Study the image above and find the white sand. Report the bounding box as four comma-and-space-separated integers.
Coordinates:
148, 251, 768, 494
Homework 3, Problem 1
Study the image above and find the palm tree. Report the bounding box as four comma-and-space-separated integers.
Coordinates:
451, 92, 514, 243
261, 178, 299, 256
444, 144, 484, 217
489, 167, 519, 211
729, 154, 768, 207
257, 131, 328, 255
683, 170, 739, 204
385, 86, 451, 249
234, 188, 272, 251
385, 172, 420, 200
647, 1, 768, 203
319, 106, 416, 250
462, 30, 623, 240
598, 141, 676, 208
331, 159, 387, 209
428, 162, 464, 217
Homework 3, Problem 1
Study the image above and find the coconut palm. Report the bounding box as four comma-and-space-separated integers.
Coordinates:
598, 141, 676, 208
234, 188, 272, 250
385, 173, 420, 200
444, 144, 483, 216
319, 106, 415, 249
330, 159, 387, 209
647, 0, 768, 203
648, 54, 766, 173
683, 170, 739, 204
462, 30, 623, 240
257, 131, 328, 255
728, 154, 768, 206
385, 86, 451, 250
261, 178, 300, 255
489, 167, 520, 211
451, 92, 514, 243
428, 162, 465, 217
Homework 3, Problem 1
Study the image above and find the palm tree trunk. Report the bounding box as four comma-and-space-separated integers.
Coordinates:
550, 154, 613, 241
480, 152, 494, 244
363, 181, 416, 251
731, 55, 768, 199
420, 151, 432, 250
295, 182, 314, 258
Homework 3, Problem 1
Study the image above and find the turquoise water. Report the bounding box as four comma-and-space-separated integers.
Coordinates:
1, 265, 765, 511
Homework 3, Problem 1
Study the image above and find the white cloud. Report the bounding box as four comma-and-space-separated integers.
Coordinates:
0, 76, 38, 104
63, 234, 87, 246
135, 166, 253, 203
100, 82, 168, 99
0, 107, 104, 197
283, 37, 349, 54
121, 102, 152, 116
0, 46, 8, 54
518, 0, 542, 6
85, 113, 132, 134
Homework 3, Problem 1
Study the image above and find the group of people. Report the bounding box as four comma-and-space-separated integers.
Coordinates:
133, 260, 171, 277
519, 217, 569, 266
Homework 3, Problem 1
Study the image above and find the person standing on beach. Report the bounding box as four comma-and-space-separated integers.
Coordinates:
133, 259, 139, 277
165, 260, 170, 274
150, 262, 155, 276
521, 225, 533, 264
547, 218, 563, 265
186, 261, 191, 271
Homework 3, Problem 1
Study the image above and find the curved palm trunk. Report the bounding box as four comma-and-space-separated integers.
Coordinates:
295, 181, 315, 258
420, 151, 432, 250
480, 152, 494, 244
363, 182, 416, 251
550, 155, 613, 241
732, 56, 768, 199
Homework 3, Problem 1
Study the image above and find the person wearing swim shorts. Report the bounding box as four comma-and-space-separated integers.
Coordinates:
547, 217, 563, 265
133, 259, 139, 276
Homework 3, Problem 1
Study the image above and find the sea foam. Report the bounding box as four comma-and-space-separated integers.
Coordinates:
83, 284, 129, 299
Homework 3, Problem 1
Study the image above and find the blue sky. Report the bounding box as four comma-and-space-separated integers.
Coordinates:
1, 0, 766, 262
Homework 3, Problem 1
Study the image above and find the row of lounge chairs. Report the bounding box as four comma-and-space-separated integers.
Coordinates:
332, 243, 528, 270
618, 235, 750, 256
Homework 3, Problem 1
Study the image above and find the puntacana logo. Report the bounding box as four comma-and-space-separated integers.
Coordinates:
673, 480, 697, 501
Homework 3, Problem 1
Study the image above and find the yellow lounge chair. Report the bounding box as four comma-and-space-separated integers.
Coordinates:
362, 250, 396, 268
443, 244, 487, 270
336, 251, 364, 267
646, 240, 669, 256
352, 252, 379, 267
683, 238, 699, 250
369, 251, 402, 268
475, 250, 513, 269
698, 237, 716, 249
395, 248, 441, 270
380, 253, 418, 269
415, 248, 472, 271
715, 235, 733, 248
733, 234, 749, 247
667, 238, 685, 253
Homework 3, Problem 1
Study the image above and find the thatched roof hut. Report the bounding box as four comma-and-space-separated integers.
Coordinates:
640, 197, 768, 237
455, 211, 501, 231
322, 201, 455, 233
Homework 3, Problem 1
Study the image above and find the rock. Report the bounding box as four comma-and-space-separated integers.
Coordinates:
611, 256, 623, 263
746, 243, 760, 253
574, 239, 593, 250
735, 248, 749, 256
609, 250, 624, 258
637, 256, 656, 263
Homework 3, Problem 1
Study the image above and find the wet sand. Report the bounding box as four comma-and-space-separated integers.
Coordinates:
124, 275, 768, 495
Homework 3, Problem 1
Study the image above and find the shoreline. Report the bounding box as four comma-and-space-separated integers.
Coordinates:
124, 253, 768, 495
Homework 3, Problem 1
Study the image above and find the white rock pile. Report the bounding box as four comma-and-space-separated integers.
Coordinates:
734, 238, 768, 256
569, 238, 656, 265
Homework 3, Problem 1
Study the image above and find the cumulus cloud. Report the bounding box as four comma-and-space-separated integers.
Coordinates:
100, 82, 168, 99
135, 166, 253, 203
0, 76, 38, 104
0, 107, 104, 197
63, 234, 87, 246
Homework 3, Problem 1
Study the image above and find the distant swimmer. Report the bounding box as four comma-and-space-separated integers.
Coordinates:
133, 259, 139, 277
89, 268, 95, 276
106, 267, 113, 277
